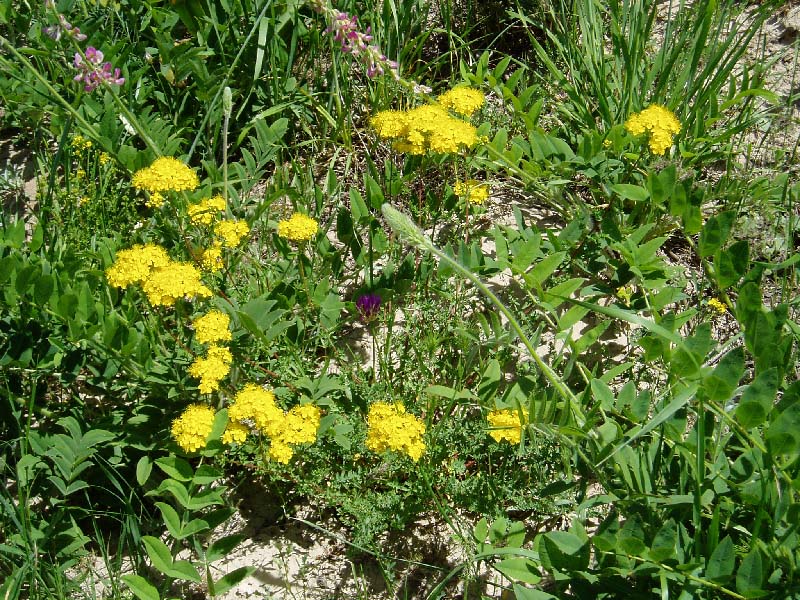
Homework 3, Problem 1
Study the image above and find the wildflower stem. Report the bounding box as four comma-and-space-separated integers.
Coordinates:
381, 203, 584, 424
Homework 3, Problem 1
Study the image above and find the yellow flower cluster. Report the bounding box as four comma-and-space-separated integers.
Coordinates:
365, 402, 426, 461
437, 87, 485, 117
188, 345, 232, 394
277, 213, 319, 243
454, 180, 490, 205
624, 105, 681, 156
708, 297, 728, 315
227, 384, 321, 463
171, 403, 216, 452
487, 409, 527, 444
193, 310, 232, 344
370, 103, 480, 155
189, 195, 226, 225
132, 156, 200, 194
107, 244, 212, 306
71, 135, 92, 154
140, 261, 213, 306
105, 243, 171, 288
221, 420, 249, 445
214, 219, 250, 247
200, 243, 223, 272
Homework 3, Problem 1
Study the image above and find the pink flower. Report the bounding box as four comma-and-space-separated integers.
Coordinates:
73, 46, 124, 92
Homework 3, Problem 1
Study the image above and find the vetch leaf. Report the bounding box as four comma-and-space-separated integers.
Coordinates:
706, 536, 735, 582
212, 566, 256, 596
142, 536, 174, 575
494, 557, 542, 584
736, 368, 779, 428
702, 347, 744, 402
121, 575, 160, 600
736, 550, 764, 595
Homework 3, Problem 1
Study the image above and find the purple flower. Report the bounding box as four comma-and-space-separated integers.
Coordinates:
73, 46, 124, 92
356, 293, 382, 322
323, 10, 399, 80
44, 14, 87, 41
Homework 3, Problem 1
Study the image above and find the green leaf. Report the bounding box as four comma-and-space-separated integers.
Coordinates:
192, 465, 223, 485
150, 479, 192, 509
155, 503, 183, 540
212, 566, 256, 596
513, 584, 557, 600
737, 368, 779, 428
169, 559, 201, 582
155, 456, 194, 481
539, 531, 589, 572
121, 575, 160, 600
206, 534, 246, 563
698, 211, 735, 257
702, 347, 744, 402
136, 456, 152, 486
766, 402, 800, 457
365, 174, 384, 210
591, 379, 615, 411
611, 183, 649, 202
736, 550, 763, 595
142, 536, 174, 575
349, 188, 370, 224
34, 273, 54, 305
473, 518, 489, 543
716, 240, 749, 289
494, 558, 542, 584
706, 536, 735, 582
526, 252, 566, 287
478, 359, 502, 403
648, 519, 677, 562
187, 488, 225, 510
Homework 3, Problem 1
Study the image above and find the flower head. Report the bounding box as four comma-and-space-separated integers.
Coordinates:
141, 261, 212, 306
214, 219, 250, 247
193, 310, 232, 345
487, 408, 527, 444
371, 104, 479, 155
73, 46, 124, 92
366, 402, 426, 461
132, 157, 200, 194
106, 243, 172, 288
171, 404, 216, 452
189, 195, 226, 225
277, 213, 319, 243
454, 180, 490, 205
708, 297, 728, 315
624, 105, 681, 156
221, 420, 249, 445
188, 345, 233, 394
438, 87, 485, 117
356, 293, 382, 322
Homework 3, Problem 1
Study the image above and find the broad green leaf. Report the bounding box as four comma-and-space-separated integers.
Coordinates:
702, 347, 744, 402
698, 211, 735, 257
527, 252, 566, 287
591, 379, 615, 411
736, 550, 763, 595
206, 534, 246, 563
539, 531, 589, 572
169, 559, 201, 582
121, 575, 160, 600
766, 402, 800, 457
706, 536, 735, 582
648, 519, 677, 562
187, 488, 225, 510
737, 368, 779, 428
716, 240, 749, 289
495, 558, 542, 584
155, 456, 194, 481
193, 465, 223, 485
155, 503, 183, 540
611, 183, 649, 202
473, 518, 489, 543
513, 584, 557, 600
478, 359, 502, 403
142, 536, 174, 575
150, 479, 192, 509
212, 566, 256, 596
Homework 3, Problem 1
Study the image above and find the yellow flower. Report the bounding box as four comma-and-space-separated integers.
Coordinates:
454, 180, 490, 205
141, 261, 213, 306
437, 87, 485, 117
277, 213, 319, 243
193, 310, 232, 345
228, 384, 320, 463
99, 152, 111, 165
624, 105, 681, 156
131, 156, 200, 193
189, 195, 226, 225
71, 135, 92, 153
145, 191, 165, 209
708, 298, 728, 315
188, 345, 232, 394
487, 408, 527, 444
214, 219, 250, 247
221, 420, 249, 445
370, 104, 480, 155
106, 243, 171, 288
171, 404, 216, 452
228, 384, 282, 431
200, 243, 223, 272
366, 402, 426, 461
